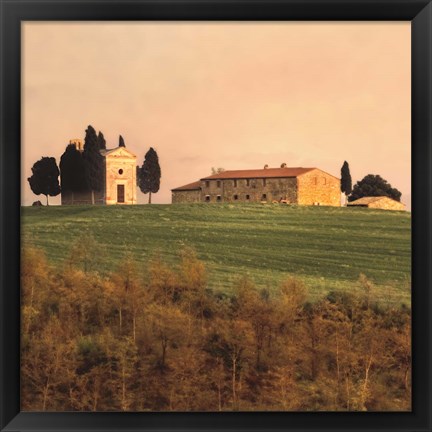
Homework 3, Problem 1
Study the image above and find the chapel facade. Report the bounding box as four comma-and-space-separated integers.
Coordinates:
61, 139, 137, 205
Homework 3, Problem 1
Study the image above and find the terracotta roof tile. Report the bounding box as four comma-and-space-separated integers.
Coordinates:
200, 167, 315, 180
171, 181, 201, 191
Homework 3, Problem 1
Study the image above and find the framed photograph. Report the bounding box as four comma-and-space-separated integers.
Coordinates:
1, 0, 431, 431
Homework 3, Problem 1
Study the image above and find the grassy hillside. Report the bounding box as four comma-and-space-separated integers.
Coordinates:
21, 203, 411, 305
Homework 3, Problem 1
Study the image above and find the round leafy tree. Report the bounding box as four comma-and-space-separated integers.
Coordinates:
348, 174, 402, 202
27, 157, 61, 205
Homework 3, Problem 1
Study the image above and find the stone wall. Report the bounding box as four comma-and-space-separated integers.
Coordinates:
172, 190, 201, 203
199, 177, 298, 203
61, 190, 105, 205
297, 169, 340, 207
368, 198, 406, 211
171, 169, 341, 206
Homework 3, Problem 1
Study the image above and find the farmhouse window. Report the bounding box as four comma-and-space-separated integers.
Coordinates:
246, 194, 250, 200
234, 194, 238, 200
262, 194, 267, 200
217, 195, 221, 202
217, 181, 221, 188
234, 179, 237, 187
205, 195, 210, 202
246, 179, 250, 186
205, 181, 210, 188
263, 178, 266, 186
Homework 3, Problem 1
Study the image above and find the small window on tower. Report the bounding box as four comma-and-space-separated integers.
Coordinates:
323, 177, 327, 185
118, 169, 123, 175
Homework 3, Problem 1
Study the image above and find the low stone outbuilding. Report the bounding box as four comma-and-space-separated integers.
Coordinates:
172, 165, 341, 206
171, 181, 201, 204
347, 196, 406, 211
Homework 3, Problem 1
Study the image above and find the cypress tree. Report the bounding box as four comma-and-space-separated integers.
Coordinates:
97, 132, 106, 150
340, 161, 352, 204
138, 147, 161, 204
83, 125, 104, 204
27, 157, 61, 205
59, 144, 88, 201
119, 135, 125, 147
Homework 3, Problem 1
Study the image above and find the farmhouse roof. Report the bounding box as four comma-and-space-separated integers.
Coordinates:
200, 167, 315, 180
171, 181, 201, 191
348, 196, 401, 205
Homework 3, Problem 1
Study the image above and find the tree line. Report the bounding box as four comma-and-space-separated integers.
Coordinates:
21, 239, 411, 412
27, 125, 161, 205
340, 161, 402, 203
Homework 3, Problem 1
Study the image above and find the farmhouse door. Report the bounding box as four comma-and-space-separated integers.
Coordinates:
117, 184, 125, 203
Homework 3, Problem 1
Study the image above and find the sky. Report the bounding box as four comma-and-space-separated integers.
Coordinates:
22, 22, 411, 208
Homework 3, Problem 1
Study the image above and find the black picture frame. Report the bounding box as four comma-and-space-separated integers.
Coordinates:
1, 1, 431, 431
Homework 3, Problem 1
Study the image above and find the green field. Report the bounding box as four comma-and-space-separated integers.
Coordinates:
21, 203, 411, 305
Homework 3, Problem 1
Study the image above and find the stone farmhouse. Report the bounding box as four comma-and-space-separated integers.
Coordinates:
347, 196, 406, 211
61, 139, 137, 205
171, 165, 341, 206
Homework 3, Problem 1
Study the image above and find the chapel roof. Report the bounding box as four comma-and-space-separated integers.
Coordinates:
99, 147, 136, 158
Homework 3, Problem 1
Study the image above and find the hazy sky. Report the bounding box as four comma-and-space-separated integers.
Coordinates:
22, 22, 411, 207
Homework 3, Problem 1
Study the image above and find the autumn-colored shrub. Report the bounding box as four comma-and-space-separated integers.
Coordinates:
20, 244, 411, 412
